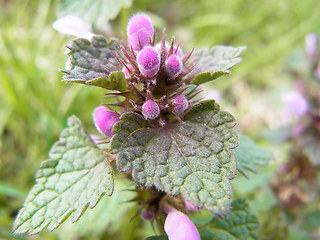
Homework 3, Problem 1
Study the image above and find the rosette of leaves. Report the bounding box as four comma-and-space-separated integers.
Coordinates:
12, 15, 270, 237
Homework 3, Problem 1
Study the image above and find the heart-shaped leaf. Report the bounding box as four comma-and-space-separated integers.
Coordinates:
190, 46, 246, 85
111, 100, 238, 217
62, 36, 127, 91
13, 116, 114, 235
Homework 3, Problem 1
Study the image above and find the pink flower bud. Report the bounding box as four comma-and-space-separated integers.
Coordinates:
93, 106, 120, 138
142, 100, 160, 119
127, 14, 154, 51
164, 209, 200, 240
183, 199, 203, 212
122, 64, 134, 79
137, 46, 161, 78
165, 55, 183, 78
141, 209, 154, 221
172, 95, 189, 114
305, 33, 318, 61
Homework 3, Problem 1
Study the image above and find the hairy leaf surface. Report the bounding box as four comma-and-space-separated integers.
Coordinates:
58, 0, 132, 26
111, 101, 238, 217
191, 46, 246, 85
199, 199, 259, 240
58, 177, 136, 238
62, 36, 126, 90
13, 116, 114, 235
234, 134, 273, 177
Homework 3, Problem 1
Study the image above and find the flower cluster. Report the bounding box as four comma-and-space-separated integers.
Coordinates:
94, 14, 200, 137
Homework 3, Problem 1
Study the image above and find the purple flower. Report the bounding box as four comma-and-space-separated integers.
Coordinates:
281, 91, 309, 123
165, 54, 183, 78
142, 100, 160, 119
127, 14, 154, 51
93, 106, 120, 138
137, 46, 161, 78
172, 95, 189, 114
164, 209, 200, 240
141, 209, 154, 221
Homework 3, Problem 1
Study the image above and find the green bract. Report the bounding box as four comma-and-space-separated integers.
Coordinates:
12, 116, 114, 234
111, 100, 238, 217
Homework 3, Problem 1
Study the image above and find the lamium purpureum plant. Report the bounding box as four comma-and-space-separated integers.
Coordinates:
270, 33, 320, 215
12, 13, 270, 239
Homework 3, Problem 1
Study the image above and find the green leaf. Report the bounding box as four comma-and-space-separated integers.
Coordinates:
199, 199, 259, 240
58, 176, 136, 238
12, 116, 114, 235
191, 46, 246, 85
87, 71, 127, 91
111, 100, 238, 217
62, 36, 126, 91
234, 134, 272, 177
58, 0, 132, 26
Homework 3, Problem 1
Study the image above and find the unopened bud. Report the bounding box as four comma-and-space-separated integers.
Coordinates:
93, 106, 120, 138
165, 55, 183, 78
142, 100, 160, 119
183, 199, 203, 212
127, 14, 154, 51
141, 209, 154, 221
137, 46, 160, 78
172, 95, 189, 114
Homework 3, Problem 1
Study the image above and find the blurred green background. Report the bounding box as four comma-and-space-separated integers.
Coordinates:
1, 0, 320, 239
